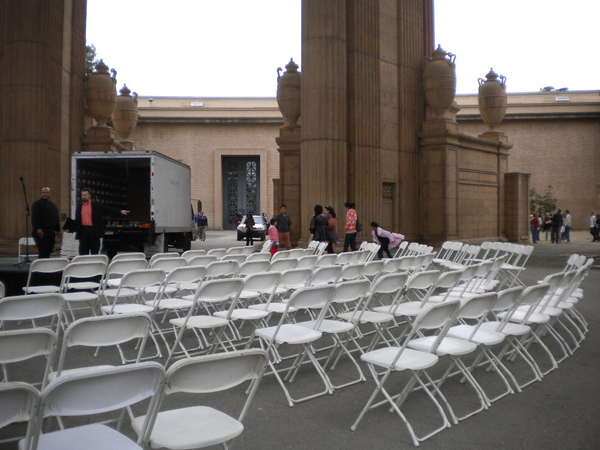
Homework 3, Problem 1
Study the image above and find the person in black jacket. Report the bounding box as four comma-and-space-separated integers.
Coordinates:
74, 187, 129, 255
550, 208, 563, 244
31, 187, 60, 258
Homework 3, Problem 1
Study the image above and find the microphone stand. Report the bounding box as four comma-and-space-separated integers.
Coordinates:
15, 176, 31, 267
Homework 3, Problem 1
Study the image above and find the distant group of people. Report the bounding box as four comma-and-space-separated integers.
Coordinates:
531, 209, 571, 244
590, 212, 600, 242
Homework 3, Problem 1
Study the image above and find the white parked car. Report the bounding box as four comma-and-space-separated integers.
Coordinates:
237, 215, 268, 241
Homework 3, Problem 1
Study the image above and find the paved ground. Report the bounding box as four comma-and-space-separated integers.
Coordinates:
2, 231, 599, 449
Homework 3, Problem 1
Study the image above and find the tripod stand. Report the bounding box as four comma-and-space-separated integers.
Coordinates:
15, 176, 32, 267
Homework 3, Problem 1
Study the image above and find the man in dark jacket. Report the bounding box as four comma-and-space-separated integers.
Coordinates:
74, 187, 129, 255
551, 208, 563, 244
31, 187, 60, 258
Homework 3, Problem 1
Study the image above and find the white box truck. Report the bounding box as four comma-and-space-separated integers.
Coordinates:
71, 151, 193, 257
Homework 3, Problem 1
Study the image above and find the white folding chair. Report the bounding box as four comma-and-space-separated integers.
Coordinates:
133, 350, 268, 450
166, 278, 245, 364
296, 255, 318, 269
204, 260, 240, 280
255, 284, 336, 406
225, 246, 246, 255
315, 253, 337, 268
149, 256, 187, 272
26, 362, 165, 450
48, 313, 153, 381
22, 258, 69, 294
59, 261, 107, 323
361, 260, 385, 282
0, 381, 39, 448
335, 252, 354, 266
149, 252, 180, 265
351, 299, 461, 446
18, 237, 38, 262
337, 263, 366, 282
104, 258, 149, 290
246, 252, 271, 262
271, 250, 292, 262
207, 248, 227, 259
308, 265, 342, 286
260, 241, 273, 254
221, 254, 248, 264
248, 268, 313, 315
0, 328, 56, 389
186, 254, 218, 267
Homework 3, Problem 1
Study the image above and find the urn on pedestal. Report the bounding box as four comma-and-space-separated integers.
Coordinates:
86, 60, 117, 127
112, 84, 138, 150
424, 45, 456, 118
276, 58, 301, 128
478, 68, 507, 131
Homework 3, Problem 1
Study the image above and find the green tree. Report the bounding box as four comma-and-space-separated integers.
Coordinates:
530, 185, 557, 216
85, 43, 99, 74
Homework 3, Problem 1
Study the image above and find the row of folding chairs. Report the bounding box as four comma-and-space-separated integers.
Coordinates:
0, 349, 268, 449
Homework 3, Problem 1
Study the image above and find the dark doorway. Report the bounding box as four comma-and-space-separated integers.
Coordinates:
222, 156, 260, 229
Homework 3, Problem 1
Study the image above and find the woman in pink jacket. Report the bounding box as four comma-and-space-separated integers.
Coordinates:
370, 221, 405, 259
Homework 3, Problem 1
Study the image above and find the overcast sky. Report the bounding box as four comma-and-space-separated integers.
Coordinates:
86, 0, 600, 97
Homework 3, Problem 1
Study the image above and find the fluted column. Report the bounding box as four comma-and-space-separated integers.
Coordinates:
300, 0, 347, 243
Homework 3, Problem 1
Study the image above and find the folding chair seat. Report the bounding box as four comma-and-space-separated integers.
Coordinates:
111, 252, 146, 261
204, 260, 239, 280
26, 362, 164, 450
221, 254, 248, 264
351, 300, 461, 446
167, 278, 245, 363
133, 350, 268, 450
407, 293, 498, 423
297, 280, 371, 389
296, 255, 318, 269
149, 252, 179, 265
59, 261, 107, 323
48, 313, 153, 381
0, 328, 56, 388
0, 293, 64, 336
308, 264, 342, 286
269, 258, 298, 273
0, 381, 39, 449
236, 259, 271, 277
255, 285, 337, 406
22, 258, 69, 294
185, 254, 218, 267
246, 252, 271, 262
207, 248, 227, 258
181, 249, 206, 261
71, 254, 109, 265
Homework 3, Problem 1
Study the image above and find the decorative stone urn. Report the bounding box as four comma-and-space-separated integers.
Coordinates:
86, 60, 117, 127
276, 58, 301, 128
112, 84, 138, 150
424, 45, 456, 118
478, 68, 507, 131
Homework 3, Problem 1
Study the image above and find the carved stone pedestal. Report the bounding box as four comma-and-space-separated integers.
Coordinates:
82, 126, 125, 152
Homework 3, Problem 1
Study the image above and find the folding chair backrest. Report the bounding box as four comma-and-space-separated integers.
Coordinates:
207, 248, 227, 258
362, 260, 385, 279
181, 250, 207, 261
165, 266, 206, 285
26, 257, 69, 276
165, 349, 268, 395
225, 246, 245, 255
0, 328, 56, 364
289, 249, 306, 258
62, 313, 152, 349
492, 286, 525, 313
149, 257, 187, 271
106, 258, 148, 279
435, 268, 464, 290
457, 292, 498, 320
369, 272, 409, 295
186, 255, 218, 267
71, 254, 109, 264
271, 250, 291, 262
309, 265, 342, 286
278, 268, 313, 289
296, 255, 318, 269
221, 254, 248, 264
111, 252, 146, 261
237, 260, 271, 277
246, 252, 271, 262
406, 270, 440, 292
335, 252, 354, 265
287, 284, 336, 311
242, 272, 281, 294
269, 258, 298, 273
120, 268, 166, 289
60, 261, 107, 289
333, 279, 370, 305
512, 283, 551, 319
413, 298, 461, 332
193, 278, 244, 304
205, 260, 240, 279
315, 253, 337, 267
0, 293, 64, 324
0, 381, 39, 429
338, 263, 365, 282
396, 255, 417, 272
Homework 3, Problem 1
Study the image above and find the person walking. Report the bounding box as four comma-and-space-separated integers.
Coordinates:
196, 211, 208, 241
274, 204, 292, 250
73, 187, 129, 255
343, 202, 358, 252
268, 218, 279, 258
325, 205, 339, 254
370, 222, 405, 259
244, 213, 255, 246
550, 208, 563, 244
590, 212, 597, 242
543, 213, 552, 241
31, 187, 61, 258
530, 212, 541, 244
563, 210, 572, 243
309, 205, 328, 244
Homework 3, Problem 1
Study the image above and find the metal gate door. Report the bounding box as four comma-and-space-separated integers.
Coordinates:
222, 156, 260, 229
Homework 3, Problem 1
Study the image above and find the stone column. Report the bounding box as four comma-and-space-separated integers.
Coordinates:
276, 127, 301, 247
300, 0, 347, 244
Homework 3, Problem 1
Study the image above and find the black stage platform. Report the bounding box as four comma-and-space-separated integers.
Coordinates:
0, 262, 61, 296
